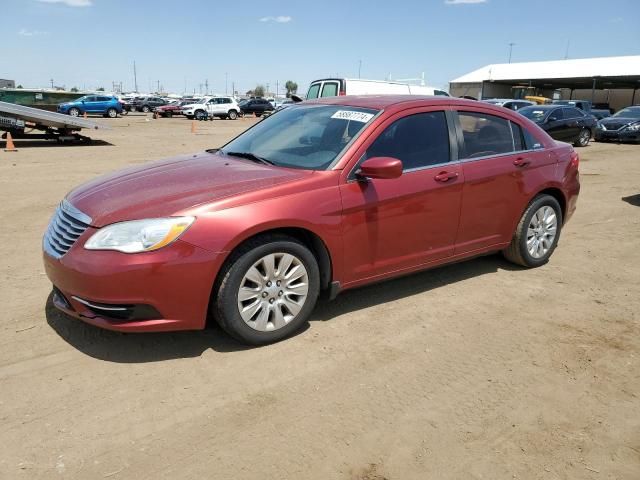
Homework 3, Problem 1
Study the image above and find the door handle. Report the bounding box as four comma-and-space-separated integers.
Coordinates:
434, 171, 459, 182
513, 158, 530, 167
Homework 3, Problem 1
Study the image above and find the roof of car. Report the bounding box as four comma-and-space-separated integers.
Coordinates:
304, 95, 480, 110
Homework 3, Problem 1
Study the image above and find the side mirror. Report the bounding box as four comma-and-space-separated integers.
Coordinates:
357, 157, 403, 180
547, 116, 557, 123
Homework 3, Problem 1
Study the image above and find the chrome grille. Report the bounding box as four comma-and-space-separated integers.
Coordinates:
43, 200, 92, 259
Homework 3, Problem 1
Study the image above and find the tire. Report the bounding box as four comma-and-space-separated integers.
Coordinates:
68, 107, 80, 117
227, 109, 238, 120
194, 110, 206, 121
574, 128, 591, 147
141, 105, 151, 113
255, 112, 262, 118
212, 234, 320, 345
503, 194, 563, 268
166, 111, 173, 118
106, 108, 117, 118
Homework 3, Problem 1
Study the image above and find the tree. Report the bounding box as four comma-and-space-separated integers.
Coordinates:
254, 84, 265, 97
70, 87, 79, 92
285, 80, 298, 97
16, 84, 23, 89
96, 87, 105, 91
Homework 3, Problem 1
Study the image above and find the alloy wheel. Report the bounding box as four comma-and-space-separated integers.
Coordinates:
237, 252, 309, 332
526, 206, 558, 259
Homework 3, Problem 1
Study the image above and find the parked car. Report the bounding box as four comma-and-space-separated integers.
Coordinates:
595, 106, 640, 143
182, 97, 240, 120
518, 105, 597, 147
57, 95, 123, 118
483, 98, 535, 111
154, 100, 196, 118
552, 100, 592, 112
43, 96, 579, 345
306, 78, 450, 99
134, 96, 167, 113
239, 98, 274, 117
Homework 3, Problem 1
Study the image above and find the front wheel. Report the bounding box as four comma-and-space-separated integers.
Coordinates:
194, 110, 206, 121
503, 194, 563, 268
141, 105, 151, 113
212, 235, 320, 345
68, 107, 80, 117
574, 128, 591, 147
227, 109, 238, 120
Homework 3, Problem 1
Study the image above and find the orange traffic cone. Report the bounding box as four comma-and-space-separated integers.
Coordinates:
191, 121, 196, 134
4, 132, 17, 152
83, 111, 87, 119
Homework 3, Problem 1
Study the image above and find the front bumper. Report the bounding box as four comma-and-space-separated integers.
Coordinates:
43, 237, 224, 332
595, 129, 640, 142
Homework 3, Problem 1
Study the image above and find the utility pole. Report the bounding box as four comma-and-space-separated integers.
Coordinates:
358, 59, 362, 79
266, 82, 270, 97
276, 80, 279, 98
133, 60, 138, 93
157, 80, 160, 93
232, 81, 235, 97
508, 42, 515, 64
225, 72, 228, 95
205, 79, 209, 95
50, 78, 54, 89
564, 39, 571, 60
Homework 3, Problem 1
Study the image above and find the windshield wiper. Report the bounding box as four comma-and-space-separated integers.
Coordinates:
223, 151, 275, 166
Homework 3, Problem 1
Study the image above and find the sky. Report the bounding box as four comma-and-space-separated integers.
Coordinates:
4, 0, 639, 95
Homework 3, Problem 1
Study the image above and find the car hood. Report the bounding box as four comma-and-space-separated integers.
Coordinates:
66, 151, 310, 227
599, 116, 639, 126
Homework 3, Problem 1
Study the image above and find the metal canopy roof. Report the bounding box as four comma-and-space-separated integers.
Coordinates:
450, 56, 640, 88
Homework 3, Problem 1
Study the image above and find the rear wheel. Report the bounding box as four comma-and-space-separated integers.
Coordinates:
503, 194, 563, 268
106, 108, 117, 118
68, 107, 80, 117
574, 128, 591, 147
195, 110, 206, 121
212, 235, 320, 345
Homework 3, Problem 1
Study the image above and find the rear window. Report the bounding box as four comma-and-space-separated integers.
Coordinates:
458, 111, 515, 158
321, 82, 339, 97
306, 83, 321, 99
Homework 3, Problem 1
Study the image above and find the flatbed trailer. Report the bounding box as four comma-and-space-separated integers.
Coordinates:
0, 101, 105, 142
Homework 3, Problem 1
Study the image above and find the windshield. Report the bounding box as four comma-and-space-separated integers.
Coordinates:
613, 108, 640, 119
519, 107, 548, 123
220, 104, 378, 170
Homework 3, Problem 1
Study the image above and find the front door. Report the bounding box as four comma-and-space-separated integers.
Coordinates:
339, 108, 463, 286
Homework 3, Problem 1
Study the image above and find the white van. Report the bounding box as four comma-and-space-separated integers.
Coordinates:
305, 78, 449, 99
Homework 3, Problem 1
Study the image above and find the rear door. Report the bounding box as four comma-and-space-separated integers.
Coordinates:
544, 107, 568, 141
563, 107, 585, 140
339, 108, 463, 285
83, 96, 99, 112
452, 109, 553, 253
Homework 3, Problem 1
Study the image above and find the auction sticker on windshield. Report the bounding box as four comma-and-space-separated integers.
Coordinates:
330, 110, 374, 123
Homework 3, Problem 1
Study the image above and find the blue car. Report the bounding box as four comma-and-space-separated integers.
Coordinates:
58, 95, 123, 118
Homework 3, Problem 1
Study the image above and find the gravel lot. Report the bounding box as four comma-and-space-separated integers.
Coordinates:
1, 114, 639, 479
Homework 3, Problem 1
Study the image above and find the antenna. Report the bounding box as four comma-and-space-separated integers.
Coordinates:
508, 42, 516, 64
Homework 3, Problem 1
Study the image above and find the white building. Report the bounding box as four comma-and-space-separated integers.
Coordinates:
449, 55, 640, 111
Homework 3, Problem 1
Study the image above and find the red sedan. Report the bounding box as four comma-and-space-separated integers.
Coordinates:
43, 96, 580, 345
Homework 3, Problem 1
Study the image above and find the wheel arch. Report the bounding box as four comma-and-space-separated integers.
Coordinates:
532, 187, 567, 224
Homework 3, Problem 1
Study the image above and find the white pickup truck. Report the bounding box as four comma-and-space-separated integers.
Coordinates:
182, 96, 240, 120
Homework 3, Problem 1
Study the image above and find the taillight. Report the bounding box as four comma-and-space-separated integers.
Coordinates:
339, 90, 346, 96
570, 150, 580, 169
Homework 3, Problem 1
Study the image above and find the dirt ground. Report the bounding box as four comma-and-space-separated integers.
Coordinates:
1, 113, 639, 480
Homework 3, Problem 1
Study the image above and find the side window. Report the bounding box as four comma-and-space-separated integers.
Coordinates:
510, 122, 525, 151
564, 107, 583, 118
85, 96, 97, 102
365, 111, 450, 171
549, 108, 563, 121
97, 96, 110, 101
321, 82, 339, 97
523, 127, 543, 150
223, 98, 231, 104
306, 84, 321, 99
458, 111, 514, 158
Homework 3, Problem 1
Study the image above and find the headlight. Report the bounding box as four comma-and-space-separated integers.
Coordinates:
625, 123, 640, 132
85, 217, 195, 253
596, 123, 605, 130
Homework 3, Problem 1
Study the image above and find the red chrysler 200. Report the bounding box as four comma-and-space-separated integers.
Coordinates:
43, 96, 580, 345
